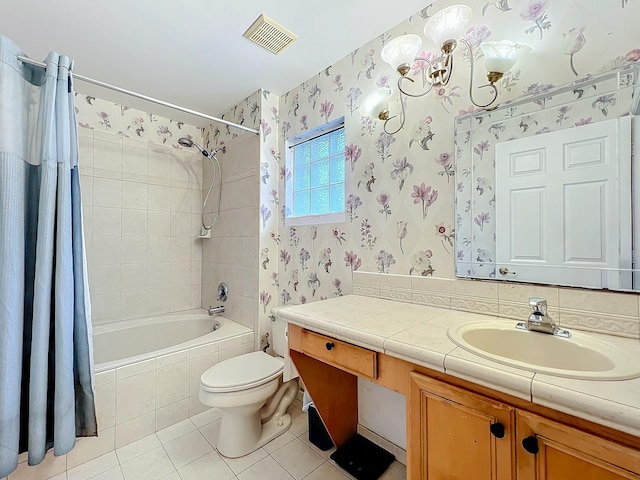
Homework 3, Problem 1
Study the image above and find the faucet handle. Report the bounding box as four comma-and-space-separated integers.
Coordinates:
529, 297, 547, 314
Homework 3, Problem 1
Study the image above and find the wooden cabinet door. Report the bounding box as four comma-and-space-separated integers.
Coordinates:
409, 373, 515, 480
517, 410, 640, 480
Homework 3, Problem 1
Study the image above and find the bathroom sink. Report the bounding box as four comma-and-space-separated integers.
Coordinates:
447, 320, 640, 380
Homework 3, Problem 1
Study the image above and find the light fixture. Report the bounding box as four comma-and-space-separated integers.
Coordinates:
361, 4, 531, 134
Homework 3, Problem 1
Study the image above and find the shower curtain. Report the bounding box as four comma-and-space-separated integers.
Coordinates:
0, 36, 97, 476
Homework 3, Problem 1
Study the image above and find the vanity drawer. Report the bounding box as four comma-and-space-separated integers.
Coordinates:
300, 329, 378, 379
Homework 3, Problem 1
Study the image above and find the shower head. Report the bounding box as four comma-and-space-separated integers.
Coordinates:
178, 137, 226, 157
177, 137, 194, 148
178, 137, 209, 156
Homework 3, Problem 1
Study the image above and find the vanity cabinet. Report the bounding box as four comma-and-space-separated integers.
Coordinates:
410, 372, 640, 480
516, 410, 640, 479
409, 372, 515, 480
287, 324, 640, 480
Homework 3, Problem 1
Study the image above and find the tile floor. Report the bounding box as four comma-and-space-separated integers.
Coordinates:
15, 398, 406, 480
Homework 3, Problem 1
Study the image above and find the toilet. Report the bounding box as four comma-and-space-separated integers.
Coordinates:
199, 319, 299, 458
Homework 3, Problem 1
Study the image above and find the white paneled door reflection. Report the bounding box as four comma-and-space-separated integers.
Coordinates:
495, 118, 632, 290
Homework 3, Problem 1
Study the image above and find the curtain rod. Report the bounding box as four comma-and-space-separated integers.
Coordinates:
16, 55, 259, 135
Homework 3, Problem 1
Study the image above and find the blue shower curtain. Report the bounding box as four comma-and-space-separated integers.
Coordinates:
0, 36, 97, 477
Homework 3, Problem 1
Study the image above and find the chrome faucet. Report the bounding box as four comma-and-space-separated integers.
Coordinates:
208, 305, 225, 316
516, 297, 571, 338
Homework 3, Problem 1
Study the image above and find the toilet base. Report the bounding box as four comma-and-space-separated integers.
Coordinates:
216, 379, 298, 458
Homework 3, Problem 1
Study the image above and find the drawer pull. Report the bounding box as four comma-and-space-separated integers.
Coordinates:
490, 422, 505, 439
326, 342, 335, 351
522, 436, 539, 454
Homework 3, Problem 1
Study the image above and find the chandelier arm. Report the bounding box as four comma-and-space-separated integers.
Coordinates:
459, 38, 500, 109
397, 73, 434, 98
383, 81, 408, 134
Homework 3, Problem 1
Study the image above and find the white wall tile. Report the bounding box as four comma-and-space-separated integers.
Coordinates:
147, 185, 171, 212
91, 236, 122, 265
96, 381, 116, 429
92, 293, 122, 324
170, 238, 191, 263
93, 207, 122, 237
116, 359, 155, 380
122, 209, 148, 237
148, 146, 173, 180
79, 134, 94, 169
121, 237, 148, 265
116, 372, 155, 425
122, 182, 148, 210
94, 137, 123, 173
121, 264, 147, 292
115, 412, 156, 449
170, 213, 192, 237
147, 263, 170, 290
147, 288, 172, 316
155, 398, 189, 436
156, 361, 189, 408
123, 144, 148, 177
121, 291, 148, 320
188, 394, 209, 417
94, 178, 123, 208
171, 188, 191, 214
147, 237, 170, 263
189, 352, 218, 396
157, 350, 189, 368
148, 211, 170, 237
90, 265, 122, 295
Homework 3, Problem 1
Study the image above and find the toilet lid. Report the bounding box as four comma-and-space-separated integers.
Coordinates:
201, 351, 284, 392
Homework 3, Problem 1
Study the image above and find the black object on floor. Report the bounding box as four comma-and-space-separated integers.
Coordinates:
307, 405, 334, 451
330, 433, 395, 480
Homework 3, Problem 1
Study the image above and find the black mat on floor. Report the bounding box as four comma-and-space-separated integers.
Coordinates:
330, 434, 395, 480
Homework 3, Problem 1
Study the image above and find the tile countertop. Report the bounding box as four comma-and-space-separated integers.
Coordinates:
276, 294, 640, 439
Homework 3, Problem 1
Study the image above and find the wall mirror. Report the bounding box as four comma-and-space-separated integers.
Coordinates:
454, 64, 640, 292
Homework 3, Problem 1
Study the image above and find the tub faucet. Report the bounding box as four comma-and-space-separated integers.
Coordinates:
516, 297, 570, 338
208, 305, 225, 316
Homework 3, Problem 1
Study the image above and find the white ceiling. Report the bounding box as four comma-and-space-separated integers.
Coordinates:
2, 0, 434, 127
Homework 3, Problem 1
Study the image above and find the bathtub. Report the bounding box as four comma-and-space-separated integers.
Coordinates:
89, 309, 255, 454
93, 309, 252, 372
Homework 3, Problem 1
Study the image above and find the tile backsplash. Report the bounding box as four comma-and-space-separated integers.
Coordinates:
353, 271, 640, 340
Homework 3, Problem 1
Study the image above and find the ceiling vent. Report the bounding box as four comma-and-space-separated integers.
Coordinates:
243, 14, 298, 55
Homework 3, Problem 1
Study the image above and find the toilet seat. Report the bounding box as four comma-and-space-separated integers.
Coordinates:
201, 351, 284, 393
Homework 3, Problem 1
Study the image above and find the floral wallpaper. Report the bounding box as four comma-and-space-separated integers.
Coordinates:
74, 94, 202, 148
455, 66, 638, 279
268, 0, 640, 307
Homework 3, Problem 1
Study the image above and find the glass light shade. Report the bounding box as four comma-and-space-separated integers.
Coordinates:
480, 41, 532, 73
381, 34, 422, 71
359, 88, 392, 119
424, 5, 472, 46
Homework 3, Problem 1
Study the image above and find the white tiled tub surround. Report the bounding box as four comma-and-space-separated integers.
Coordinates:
201, 133, 261, 334
353, 271, 640, 340
79, 127, 205, 325
3, 319, 254, 480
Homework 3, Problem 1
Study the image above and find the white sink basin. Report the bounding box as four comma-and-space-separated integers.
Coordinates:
447, 320, 640, 380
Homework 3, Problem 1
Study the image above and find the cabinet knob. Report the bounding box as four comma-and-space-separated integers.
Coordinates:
489, 422, 505, 439
522, 436, 539, 454
326, 342, 335, 351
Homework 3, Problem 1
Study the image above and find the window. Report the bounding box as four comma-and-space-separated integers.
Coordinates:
285, 118, 345, 225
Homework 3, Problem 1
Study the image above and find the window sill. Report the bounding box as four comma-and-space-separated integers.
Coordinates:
285, 212, 345, 226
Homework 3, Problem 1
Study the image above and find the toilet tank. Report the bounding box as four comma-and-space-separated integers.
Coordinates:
272, 318, 288, 357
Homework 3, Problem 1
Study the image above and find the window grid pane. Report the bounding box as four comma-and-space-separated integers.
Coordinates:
291, 125, 345, 218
